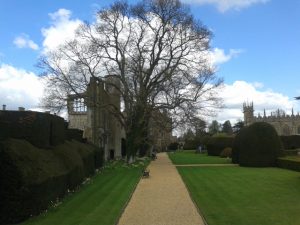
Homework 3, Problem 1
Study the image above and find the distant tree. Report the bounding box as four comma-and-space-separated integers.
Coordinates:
183, 128, 195, 141
192, 117, 207, 137
208, 120, 221, 135
233, 120, 244, 133
222, 120, 233, 134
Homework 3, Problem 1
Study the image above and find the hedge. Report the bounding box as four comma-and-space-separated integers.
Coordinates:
0, 138, 103, 225
0, 111, 65, 148
277, 157, 300, 172
206, 137, 234, 156
280, 135, 300, 150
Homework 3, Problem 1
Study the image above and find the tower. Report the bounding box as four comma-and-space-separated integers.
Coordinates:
243, 102, 254, 126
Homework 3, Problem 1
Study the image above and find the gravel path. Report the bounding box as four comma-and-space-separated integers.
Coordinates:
117, 152, 206, 225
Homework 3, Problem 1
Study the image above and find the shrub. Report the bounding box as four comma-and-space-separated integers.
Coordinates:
220, 147, 232, 158
277, 157, 300, 172
233, 122, 283, 167
183, 139, 198, 150
168, 142, 179, 151
280, 135, 300, 150
206, 137, 234, 156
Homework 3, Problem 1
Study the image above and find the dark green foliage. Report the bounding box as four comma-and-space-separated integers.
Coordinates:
66, 129, 83, 142
0, 139, 103, 225
208, 120, 221, 135
277, 157, 300, 172
168, 142, 179, 151
222, 120, 233, 134
183, 139, 198, 150
280, 135, 300, 150
206, 136, 234, 156
199, 135, 211, 148
233, 122, 283, 167
0, 111, 65, 148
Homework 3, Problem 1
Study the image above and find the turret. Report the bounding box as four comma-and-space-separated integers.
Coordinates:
243, 102, 254, 126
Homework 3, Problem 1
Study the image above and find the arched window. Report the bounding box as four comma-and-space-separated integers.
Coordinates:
282, 125, 291, 136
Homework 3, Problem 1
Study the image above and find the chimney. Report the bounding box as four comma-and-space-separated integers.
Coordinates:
18, 107, 25, 111
2, 104, 6, 111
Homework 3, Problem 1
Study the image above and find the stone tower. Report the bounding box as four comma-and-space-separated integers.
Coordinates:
243, 102, 254, 126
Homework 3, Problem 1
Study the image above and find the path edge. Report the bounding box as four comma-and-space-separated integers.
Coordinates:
168, 155, 209, 225
114, 162, 150, 225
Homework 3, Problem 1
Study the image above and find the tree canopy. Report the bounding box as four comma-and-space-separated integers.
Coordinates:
39, 0, 222, 159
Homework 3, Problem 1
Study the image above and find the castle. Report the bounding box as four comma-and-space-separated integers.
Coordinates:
68, 77, 173, 160
243, 102, 300, 136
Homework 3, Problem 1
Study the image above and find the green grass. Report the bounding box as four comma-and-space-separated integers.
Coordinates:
20, 160, 147, 225
168, 150, 231, 165
178, 166, 300, 225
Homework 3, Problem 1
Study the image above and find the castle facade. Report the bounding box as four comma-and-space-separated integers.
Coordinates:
243, 102, 300, 136
67, 77, 173, 160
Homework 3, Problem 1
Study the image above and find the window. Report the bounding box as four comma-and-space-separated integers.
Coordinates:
73, 98, 87, 112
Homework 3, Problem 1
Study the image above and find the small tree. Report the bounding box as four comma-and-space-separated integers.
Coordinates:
208, 120, 221, 135
222, 120, 233, 135
233, 120, 244, 133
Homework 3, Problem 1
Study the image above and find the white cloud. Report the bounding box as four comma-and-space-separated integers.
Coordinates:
209, 48, 242, 65
182, 0, 270, 12
42, 8, 82, 53
13, 34, 39, 50
0, 64, 44, 110
213, 80, 300, 123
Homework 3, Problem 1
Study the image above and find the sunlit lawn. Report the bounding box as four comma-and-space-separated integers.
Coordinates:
178, 166, 300, 225
20, 161, 146, 225
168, 150, 231, 164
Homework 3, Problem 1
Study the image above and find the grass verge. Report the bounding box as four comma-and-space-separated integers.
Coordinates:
168, 150, 231, 165
19, 160, 148, 225
178, 166, 300, 225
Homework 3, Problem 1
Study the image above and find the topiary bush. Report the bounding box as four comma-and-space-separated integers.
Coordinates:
206, 137, 234, 156
232, 122, 283, 167
220, 147, 232, 158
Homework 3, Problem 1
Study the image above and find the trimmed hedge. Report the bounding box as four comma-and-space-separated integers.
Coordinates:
0, 138, 103, 225
0, 111, 65, 148
233, 122, 283, 167
66, 128, 84, 142
277, 157, 300, 172
168, 142, 179, 151
280, 135, 300, 150
207, 137, 234, 156
183, 139, 198, 150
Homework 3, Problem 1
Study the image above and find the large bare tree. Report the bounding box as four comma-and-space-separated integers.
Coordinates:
39, 0, 222, 159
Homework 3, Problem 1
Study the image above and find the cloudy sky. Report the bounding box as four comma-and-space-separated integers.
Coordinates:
0, 0, 300, 124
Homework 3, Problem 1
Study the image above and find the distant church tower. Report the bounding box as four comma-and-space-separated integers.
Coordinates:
243, 102, 254, 126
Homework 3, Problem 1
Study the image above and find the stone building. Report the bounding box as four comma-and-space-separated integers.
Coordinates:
243, 102, 300, 136
148, 109, 173, 151
68, 77, 173, 159
68, 77, 124, 160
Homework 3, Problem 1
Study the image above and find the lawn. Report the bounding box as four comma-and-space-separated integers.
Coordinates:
168, 150, 231, 165
178, 166, 300, 225
20, 160, 147, 225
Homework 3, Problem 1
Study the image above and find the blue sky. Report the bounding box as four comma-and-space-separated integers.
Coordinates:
0, 0, 300, 122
